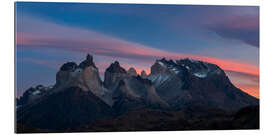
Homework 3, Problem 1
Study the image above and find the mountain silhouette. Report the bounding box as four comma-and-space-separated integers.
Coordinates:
16, 54, 259, 133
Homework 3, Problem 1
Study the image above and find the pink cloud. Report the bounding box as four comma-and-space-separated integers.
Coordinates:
204, 14, 259, 47
225, 70, 259, 98
16, 18, 259, 97
16, 30, 259, 77
17, 58, 62, 69
234, 83, 259, 98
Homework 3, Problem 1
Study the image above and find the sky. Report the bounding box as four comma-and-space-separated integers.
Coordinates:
15, 2, 259, 98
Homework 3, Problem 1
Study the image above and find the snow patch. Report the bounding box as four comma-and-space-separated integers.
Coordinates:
194, 72, 207, 78
171, 68, 179, 74
47, 85, 53, 90
187, 58, 199, 63
158, 61, 165, 67
32, 90, 41, 95
148, 74, 170, 87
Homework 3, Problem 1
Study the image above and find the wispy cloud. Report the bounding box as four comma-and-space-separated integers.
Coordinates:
16, 14, 259, 98
17, 32, 259, 77
225, 70, 259, 83
234, 83, 259, 98
205, 14, 259, 47
17, 57, 62, 69
225, 70, 259, 98
16, 16, 259, 77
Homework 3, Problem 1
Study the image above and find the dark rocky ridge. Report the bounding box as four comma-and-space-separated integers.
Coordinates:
148, 58, 258, 111
60, 62, 77, 71
17, 87, 114, 130
112, 75, 169, 114
79, 54, 97, 69
106, 61, 126, 73
127, 67, 137, 76
17, 85, 52, 106
16, 54, 259, 132
141, 70, 147, 79
103, 61, 127, 90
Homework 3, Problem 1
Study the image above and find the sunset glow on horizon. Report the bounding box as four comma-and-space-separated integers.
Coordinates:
16, 2, 259, 98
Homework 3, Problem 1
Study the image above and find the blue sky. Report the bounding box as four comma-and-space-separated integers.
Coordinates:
16, 2, 259, 98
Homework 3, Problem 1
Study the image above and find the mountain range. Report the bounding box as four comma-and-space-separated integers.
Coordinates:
16, 54, 259, 133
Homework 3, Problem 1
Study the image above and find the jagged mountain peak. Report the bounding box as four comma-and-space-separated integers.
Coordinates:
127, 67, 137, 76
60, 62, 78, 71
176, 58, 219, 70
59, 54, 97, 72
150, 58, 182, 76
106, 61, 126, 73
86, 53, 93, 61
176, 58, 224, 78
147, 57, 258, 111
17, 84, 53, 107
17, 54, 259, 131
151, 57, 224, 79
140, 70, 147, 79
79, 53, 97, 69
104, 61, 127, 90
159, 57, 177, 65
54, 54, 115, 106
17, 86, 114, 130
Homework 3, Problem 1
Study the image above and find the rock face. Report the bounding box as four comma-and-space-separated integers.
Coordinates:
17, 87, 114, 130
102, 61, 169, 114
17, 85, 53, 106
79, 54, 97, 69
112, 76, 169, 114
127, 67, 137, 76
147, 58, 259, 111
16, 54, 259, 132
104, 61, 127, 90
140, 70, 147, 79
55, 54, 113, 105
56, 54, 100, 88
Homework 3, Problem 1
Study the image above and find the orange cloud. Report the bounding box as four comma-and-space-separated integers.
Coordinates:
234, 83, 259, 98
17, 32, 258, 76
16, 21, 259, 98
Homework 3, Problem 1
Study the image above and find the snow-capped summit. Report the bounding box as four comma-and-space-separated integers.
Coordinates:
16, 85, 53, 106
151, 58, 188, 75
176, 58, 224, 78
149, 58, 224, 82
17, 55, 259, 131
148, 58, 185, 87
147, 57, 258, 111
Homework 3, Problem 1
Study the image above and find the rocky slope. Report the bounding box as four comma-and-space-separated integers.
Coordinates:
16, 54, 259, 132
55, 54, 113, 105
17, 87, 114, 130
60, 105, 259, 132
104, 61, 170, 114
147, 58, 259, 111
